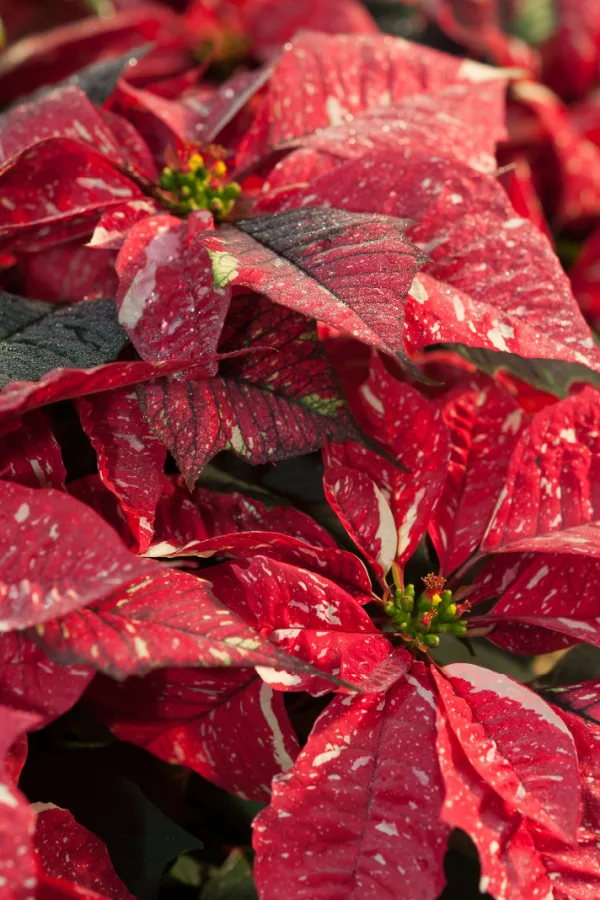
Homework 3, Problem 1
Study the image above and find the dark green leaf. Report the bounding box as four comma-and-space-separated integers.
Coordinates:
0, 296, 128, 388
452, 344, 600, 398
200, 851, 257, 900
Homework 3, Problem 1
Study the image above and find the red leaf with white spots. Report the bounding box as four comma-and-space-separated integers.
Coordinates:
145, 530, 372, 601
569, 223, 600, 332
30, 567, 325, 679
240, 0, 377, 59
0, 7, 180, 105
167, 67, 271, 149
116, 212, 229, 366
268, 150, 600, 370
155, 476, 337, 550
468, 552, 537, 608
253, 663, 450, 900
482, 388, 600, 556
6, 734, 27, 789
88, 669, 299, 802
543, 680, 600, 727
429, 377, 526, 575
0, 410, 65, 490
77, 388, 166, 554
21, 242, 118, 304
485, 622, 575, 656
0, 706, 39, 900
138, 294, 359, 485
436, 700, 554, 900
418, 0, 539, 72
512, 81, 600, 228
266, 80, 506, 176
533, 710, 600, 900
68, 476, 135, 551
87, 200, 162, 251
438, 689, 600, 898
0, 139, 143, 254
543, 1, 600, 101
0, 632, 93, 726
202, 209, 425, 359
0, 481, 151, 632
236, 29, 505, 170
0, 356, 214, 422
35, 807, 133, 900
434, 664, 580, 843
259, 149, 338, 202
483, 554, 600, 649
499, 153, 551, 239
324, 357, 449, 578
206, 556, 401, 694
0, 86, 122, 171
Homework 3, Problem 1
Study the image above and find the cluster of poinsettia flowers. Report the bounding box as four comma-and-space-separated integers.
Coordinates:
2, 1, 600, 898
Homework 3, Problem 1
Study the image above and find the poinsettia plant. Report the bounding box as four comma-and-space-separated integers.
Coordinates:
2, 3, 600, 899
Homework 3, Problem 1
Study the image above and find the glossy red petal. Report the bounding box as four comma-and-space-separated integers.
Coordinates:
543, 1, 600, 101
0, 86, 121, 170
21, 243, 118, 304
203, 211, 425, 359
253, 663, 450, 900
31, 567, 318, 679
87, 200, 162, 251
241, 0, 377, 59
89, 669, 299, 802
429, 377, 526, 575
206, 556, 398, 694
486, 554, 600, 648
269, 150, 600, 369
499, 153, 551, 239
262, 80, 507, 177
138, 295, 358, 485
0, 410, 65, 490
0, 632, 93, 726
0, 356, 213, 422
0, 481, 152, 631
146, 531, 372, 601
116, 212, 228, 365
436, 701, 553, 900
0, 8, 180, 104
154, 475, 337, 550
482, 388, 600, 556
569, 223, 600, 332
77, 387, 166, 553
0, 706, 39, 899
35, 807, 133, 900
236, 29, 505, 170
0, 139, 142, 254
435, 664, 580, 843
324, 357, 449, 577
512, 81, 600, 228
543, 680, 600, 728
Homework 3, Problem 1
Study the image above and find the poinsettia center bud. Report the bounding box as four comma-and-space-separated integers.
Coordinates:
384, 573, 469, 648
159, 145, 241, 219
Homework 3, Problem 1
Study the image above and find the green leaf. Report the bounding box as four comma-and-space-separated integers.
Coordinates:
452, 344, 600, 398
200, 851, 257, 900
512, 0, 556, 46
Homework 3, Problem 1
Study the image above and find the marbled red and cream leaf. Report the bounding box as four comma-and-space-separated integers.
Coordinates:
435, 664, 581, 843
482, 388, 600, 556
77, 388, 166, 553
0, 482, 152, 632
429, 377, 526, 575
253, 663, 450, 900
88, 668, 299, 802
